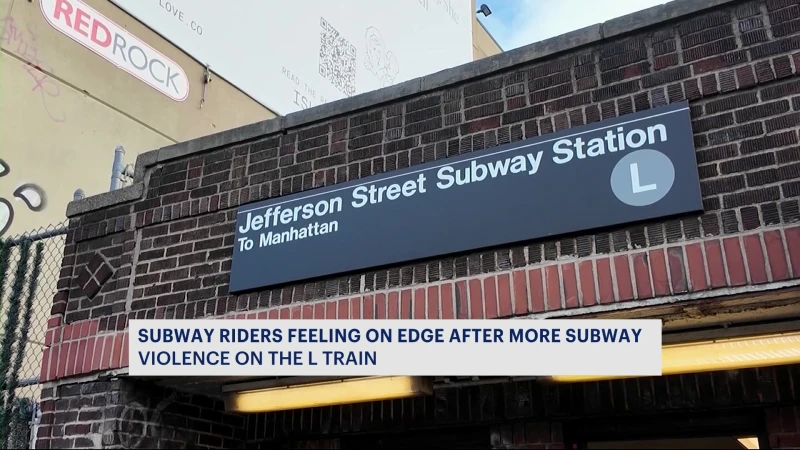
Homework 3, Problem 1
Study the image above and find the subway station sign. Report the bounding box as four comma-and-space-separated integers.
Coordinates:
229, 101, 702, 293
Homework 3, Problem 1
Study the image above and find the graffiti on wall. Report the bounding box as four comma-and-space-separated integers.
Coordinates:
364, 26, 399, 87
1, 14, 66, 122
99, 390, 191, 449
0, 159, 47, 236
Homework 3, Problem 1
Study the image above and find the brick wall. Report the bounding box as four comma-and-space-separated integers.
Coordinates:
39, 0, 800, 447
37, 379, 245, 449
36, 364, 799, 447
45, 0, 800, 382
768, 406, 800, 449
490, 422, 564, 449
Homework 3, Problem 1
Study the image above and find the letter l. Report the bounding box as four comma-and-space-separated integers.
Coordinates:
630, 163, 657, 193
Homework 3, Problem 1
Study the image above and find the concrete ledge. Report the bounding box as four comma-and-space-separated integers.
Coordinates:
601, 0, 737, 38
72, 0, 740, 215
66, 183, 144, 217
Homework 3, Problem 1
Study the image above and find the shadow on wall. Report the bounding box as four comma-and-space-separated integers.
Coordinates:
0, 159, 48, 237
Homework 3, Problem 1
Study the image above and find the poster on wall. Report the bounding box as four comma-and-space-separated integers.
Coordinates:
108, 0, 473, 114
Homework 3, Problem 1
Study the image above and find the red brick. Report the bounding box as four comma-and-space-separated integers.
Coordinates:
544, 266, 562, 311
121, 334, 129, 368
89, 319, 99, 336
484, 277, 499, 319
649, 249, 670, 296
561, 263, 579, 309
684, 243, 708, 291
578, 261, 597, 307
401, 289, 413, 319
280, 307, 290, 319
111, 334, 124, 369
388, 292, 400, 319
441, 284, 455, 319
45, 330, 53, 347
595, 258, 614, 304
100, 335, 114, 370
51, 326, 62, 345
456, 281, 468, 319
376, 293, 388, 319
338, 299, 349, 319
350, 297, 361, 319
314, 303, 325, 320
632, 253, 653, 299
413, 289, 426, 319
290, 306, 301, 319
613, 255, 634, 301
497, 273, 512, 318
704, 240, 727, 288
785, 226, 800, 278
764, 230, 790, 281
80, 321, 90, 338
91, 338, 103, 372
301, 305, 314, 319
743, 234, 768, 284
257, 311, 268, 319
427, 286, 440, 319
325, 301, 337, 319
667, 247, 688, 293
64, 342, 75, 377
40, 348, 51, 382
268, 309, 279, 320
47, 316, 60, 328
512, 270, 530, 315
47, 346, 59, 382
63, 324, 72, 343
469, 279, 484, 318
363, 295, 375, 319
82, 337, 95, 375
723, 237, 747, 286
246, 313, 257, 320
74, 339, 87, 375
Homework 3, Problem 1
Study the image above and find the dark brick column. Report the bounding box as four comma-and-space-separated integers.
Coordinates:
767, 407, 800, 449
37, 378, 246, 449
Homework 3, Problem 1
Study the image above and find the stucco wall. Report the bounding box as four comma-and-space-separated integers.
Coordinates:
0, 0, 275, 238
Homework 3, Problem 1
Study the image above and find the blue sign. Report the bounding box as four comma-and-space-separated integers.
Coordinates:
230, 101, 701, 293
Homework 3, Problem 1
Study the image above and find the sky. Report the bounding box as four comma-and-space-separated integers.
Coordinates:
478, 0, 669, 51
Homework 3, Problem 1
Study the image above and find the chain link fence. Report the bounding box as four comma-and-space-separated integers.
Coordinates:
0, 221, 68, 449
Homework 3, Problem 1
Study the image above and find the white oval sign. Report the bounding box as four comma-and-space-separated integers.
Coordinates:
40, 0, 189, 101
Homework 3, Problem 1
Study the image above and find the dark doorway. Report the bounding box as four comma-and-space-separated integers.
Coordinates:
342, 426, 490, 449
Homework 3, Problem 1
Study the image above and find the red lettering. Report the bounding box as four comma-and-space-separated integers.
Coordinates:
74, 8, 90, 37
53, 0, 73, 27
90, 20, 110, 47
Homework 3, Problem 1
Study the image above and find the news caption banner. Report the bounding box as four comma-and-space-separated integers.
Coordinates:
229, 101, 702, 293
129, 319, 662, 377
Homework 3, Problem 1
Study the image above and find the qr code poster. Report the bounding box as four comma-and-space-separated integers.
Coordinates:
318, 17, 358, 97
108, 0, 473, 114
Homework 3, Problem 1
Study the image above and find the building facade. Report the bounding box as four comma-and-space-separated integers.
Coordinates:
0, 0, 275, 237
1, 0, 499, 238
0, 0, 499, 426
34, 0, 800, 448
